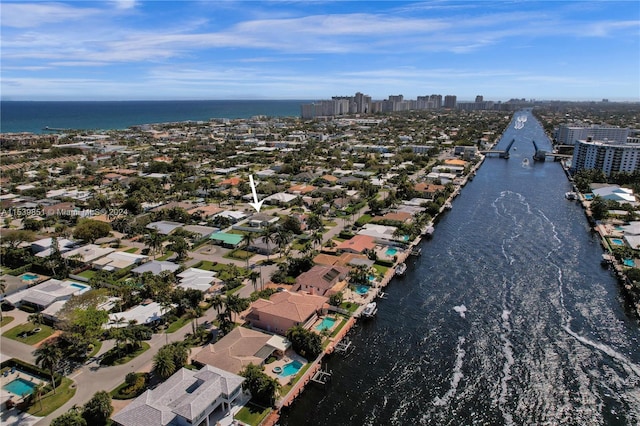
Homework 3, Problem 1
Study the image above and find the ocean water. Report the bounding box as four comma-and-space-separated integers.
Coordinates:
0, 100, 308, 134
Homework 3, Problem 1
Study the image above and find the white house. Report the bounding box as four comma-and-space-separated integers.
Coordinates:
111, 365, 246, 426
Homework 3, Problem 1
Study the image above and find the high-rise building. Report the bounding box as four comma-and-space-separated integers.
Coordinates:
571, 138, 640, 176
556, 124, 630, 145
475, 95, 483, 103
444, 95, 457, 109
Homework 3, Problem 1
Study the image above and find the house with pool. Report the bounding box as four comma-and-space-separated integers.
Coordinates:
192, 327, 290, 375
292, 265, 349, 297
244, 290, 329, 335
3, 279, 90, 311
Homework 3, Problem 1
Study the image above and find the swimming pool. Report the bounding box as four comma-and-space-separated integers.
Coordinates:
624, 259, 635, 267
385, 247, 398, 256
610, 238, 625, 246
3, 378, 37, 397
70, 283, 88, 290
584, 194, 594, 200
315, 317, 337, 331
19, 273, 39, 281
279, 360, 303, 377
355, 285, 370, 295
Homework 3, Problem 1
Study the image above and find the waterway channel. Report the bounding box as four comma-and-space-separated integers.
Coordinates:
280, 110, 640, 425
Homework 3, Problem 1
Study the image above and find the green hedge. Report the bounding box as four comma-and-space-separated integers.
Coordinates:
0, 358, 61, 385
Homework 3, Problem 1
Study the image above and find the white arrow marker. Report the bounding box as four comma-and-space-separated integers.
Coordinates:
248, 174, 264, 213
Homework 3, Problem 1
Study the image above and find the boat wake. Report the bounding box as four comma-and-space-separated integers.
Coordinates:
433, 336, 466, 406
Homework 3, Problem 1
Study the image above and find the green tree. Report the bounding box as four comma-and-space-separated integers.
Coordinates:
34, 341, 63, 394
51, 411, 87, 426
286, 325, 322, 360
73, 219, 111, 243
82, 391, 113, 426
590, 196, 610, 221
241, 233, 255, 269
153, 349, 176, 380
168, 235, 189, 261
240, 363, 281, 407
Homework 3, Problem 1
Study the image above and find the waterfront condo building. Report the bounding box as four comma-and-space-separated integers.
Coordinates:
556, 124, 630, 145
571, 138, 640, 176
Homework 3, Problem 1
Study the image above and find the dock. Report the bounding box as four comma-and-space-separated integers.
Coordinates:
310, 368, 332, 385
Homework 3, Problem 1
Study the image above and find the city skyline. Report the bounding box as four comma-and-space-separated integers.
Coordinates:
1, 1, 639, 102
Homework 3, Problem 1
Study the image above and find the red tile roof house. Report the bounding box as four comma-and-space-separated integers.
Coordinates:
292, 265, 350, 297
244, 291, 329, 335
414, 182, 445, 199
335, 235, 377, 254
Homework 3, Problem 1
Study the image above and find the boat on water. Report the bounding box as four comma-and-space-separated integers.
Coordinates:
395, 263, 407, 276
522, 158, 530, 166
362, 302, 377, 318
444, 202, 453, 210
565, 191, 577, 200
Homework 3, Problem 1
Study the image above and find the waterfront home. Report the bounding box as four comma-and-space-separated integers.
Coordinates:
414, 182, 445, 199
357, 224, 400, 244
192, 327, 290, 374
292, 265, 350, 297
244, 290, 329, 335
590, 184, 637, 205
335, 235, 377, 255
111, 365, 245, 426
619, 221, 640, 249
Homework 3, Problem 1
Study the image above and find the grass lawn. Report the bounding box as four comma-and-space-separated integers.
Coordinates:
110, 372, 148, 400
124, 247, 139, 253
87, 341, 102, 358
355, 214, 372, 226
330, 317, 348, 338
100, 342, 150, 366
339, 301, 360, 314
1, 316, 15, 328
3, 323, 54, 345
194, 260, 215, 271
26, 377, 76, 417
157, 251, 174, 261
77, 270, 96, 280
166, 316, 191, 333
226, 249, 253, 261
234, 403, 271, 426
373, 264, 389, 277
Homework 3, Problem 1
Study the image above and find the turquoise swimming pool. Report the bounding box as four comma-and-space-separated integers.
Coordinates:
624, 259, 635, 267
280, 360, 303, 377
3, 378, 37, 397
385, 247, 398, 256
70, 283, 88, 290
19, 273, 39, 281
315, 317, 337, 331
355, 285, 370, 295
610, 238, 625, 246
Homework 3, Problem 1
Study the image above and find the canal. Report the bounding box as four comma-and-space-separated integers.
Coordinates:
280, 110, 640, 425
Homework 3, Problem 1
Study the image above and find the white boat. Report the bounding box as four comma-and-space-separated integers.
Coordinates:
395, 263, 407, 276
522, 158, 529, 166
565, 191, 577, 200
362, 302, 377, 317
444, 202, 452, 210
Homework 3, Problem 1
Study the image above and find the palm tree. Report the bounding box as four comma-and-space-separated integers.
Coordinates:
274, 229, 293, 259
144, 230, 164, 259
153, 350, 176, 380
312, 231, 323, 249
241, 233, 255, 269
34, 342, 63, 394
261, 224, 277, 262
28, 312, 44, 328
249, 270, 261, 293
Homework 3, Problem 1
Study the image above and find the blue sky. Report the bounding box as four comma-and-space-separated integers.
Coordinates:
1, 1, 639, 101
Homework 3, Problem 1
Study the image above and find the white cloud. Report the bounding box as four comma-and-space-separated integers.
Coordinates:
1, 2, 100, 28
